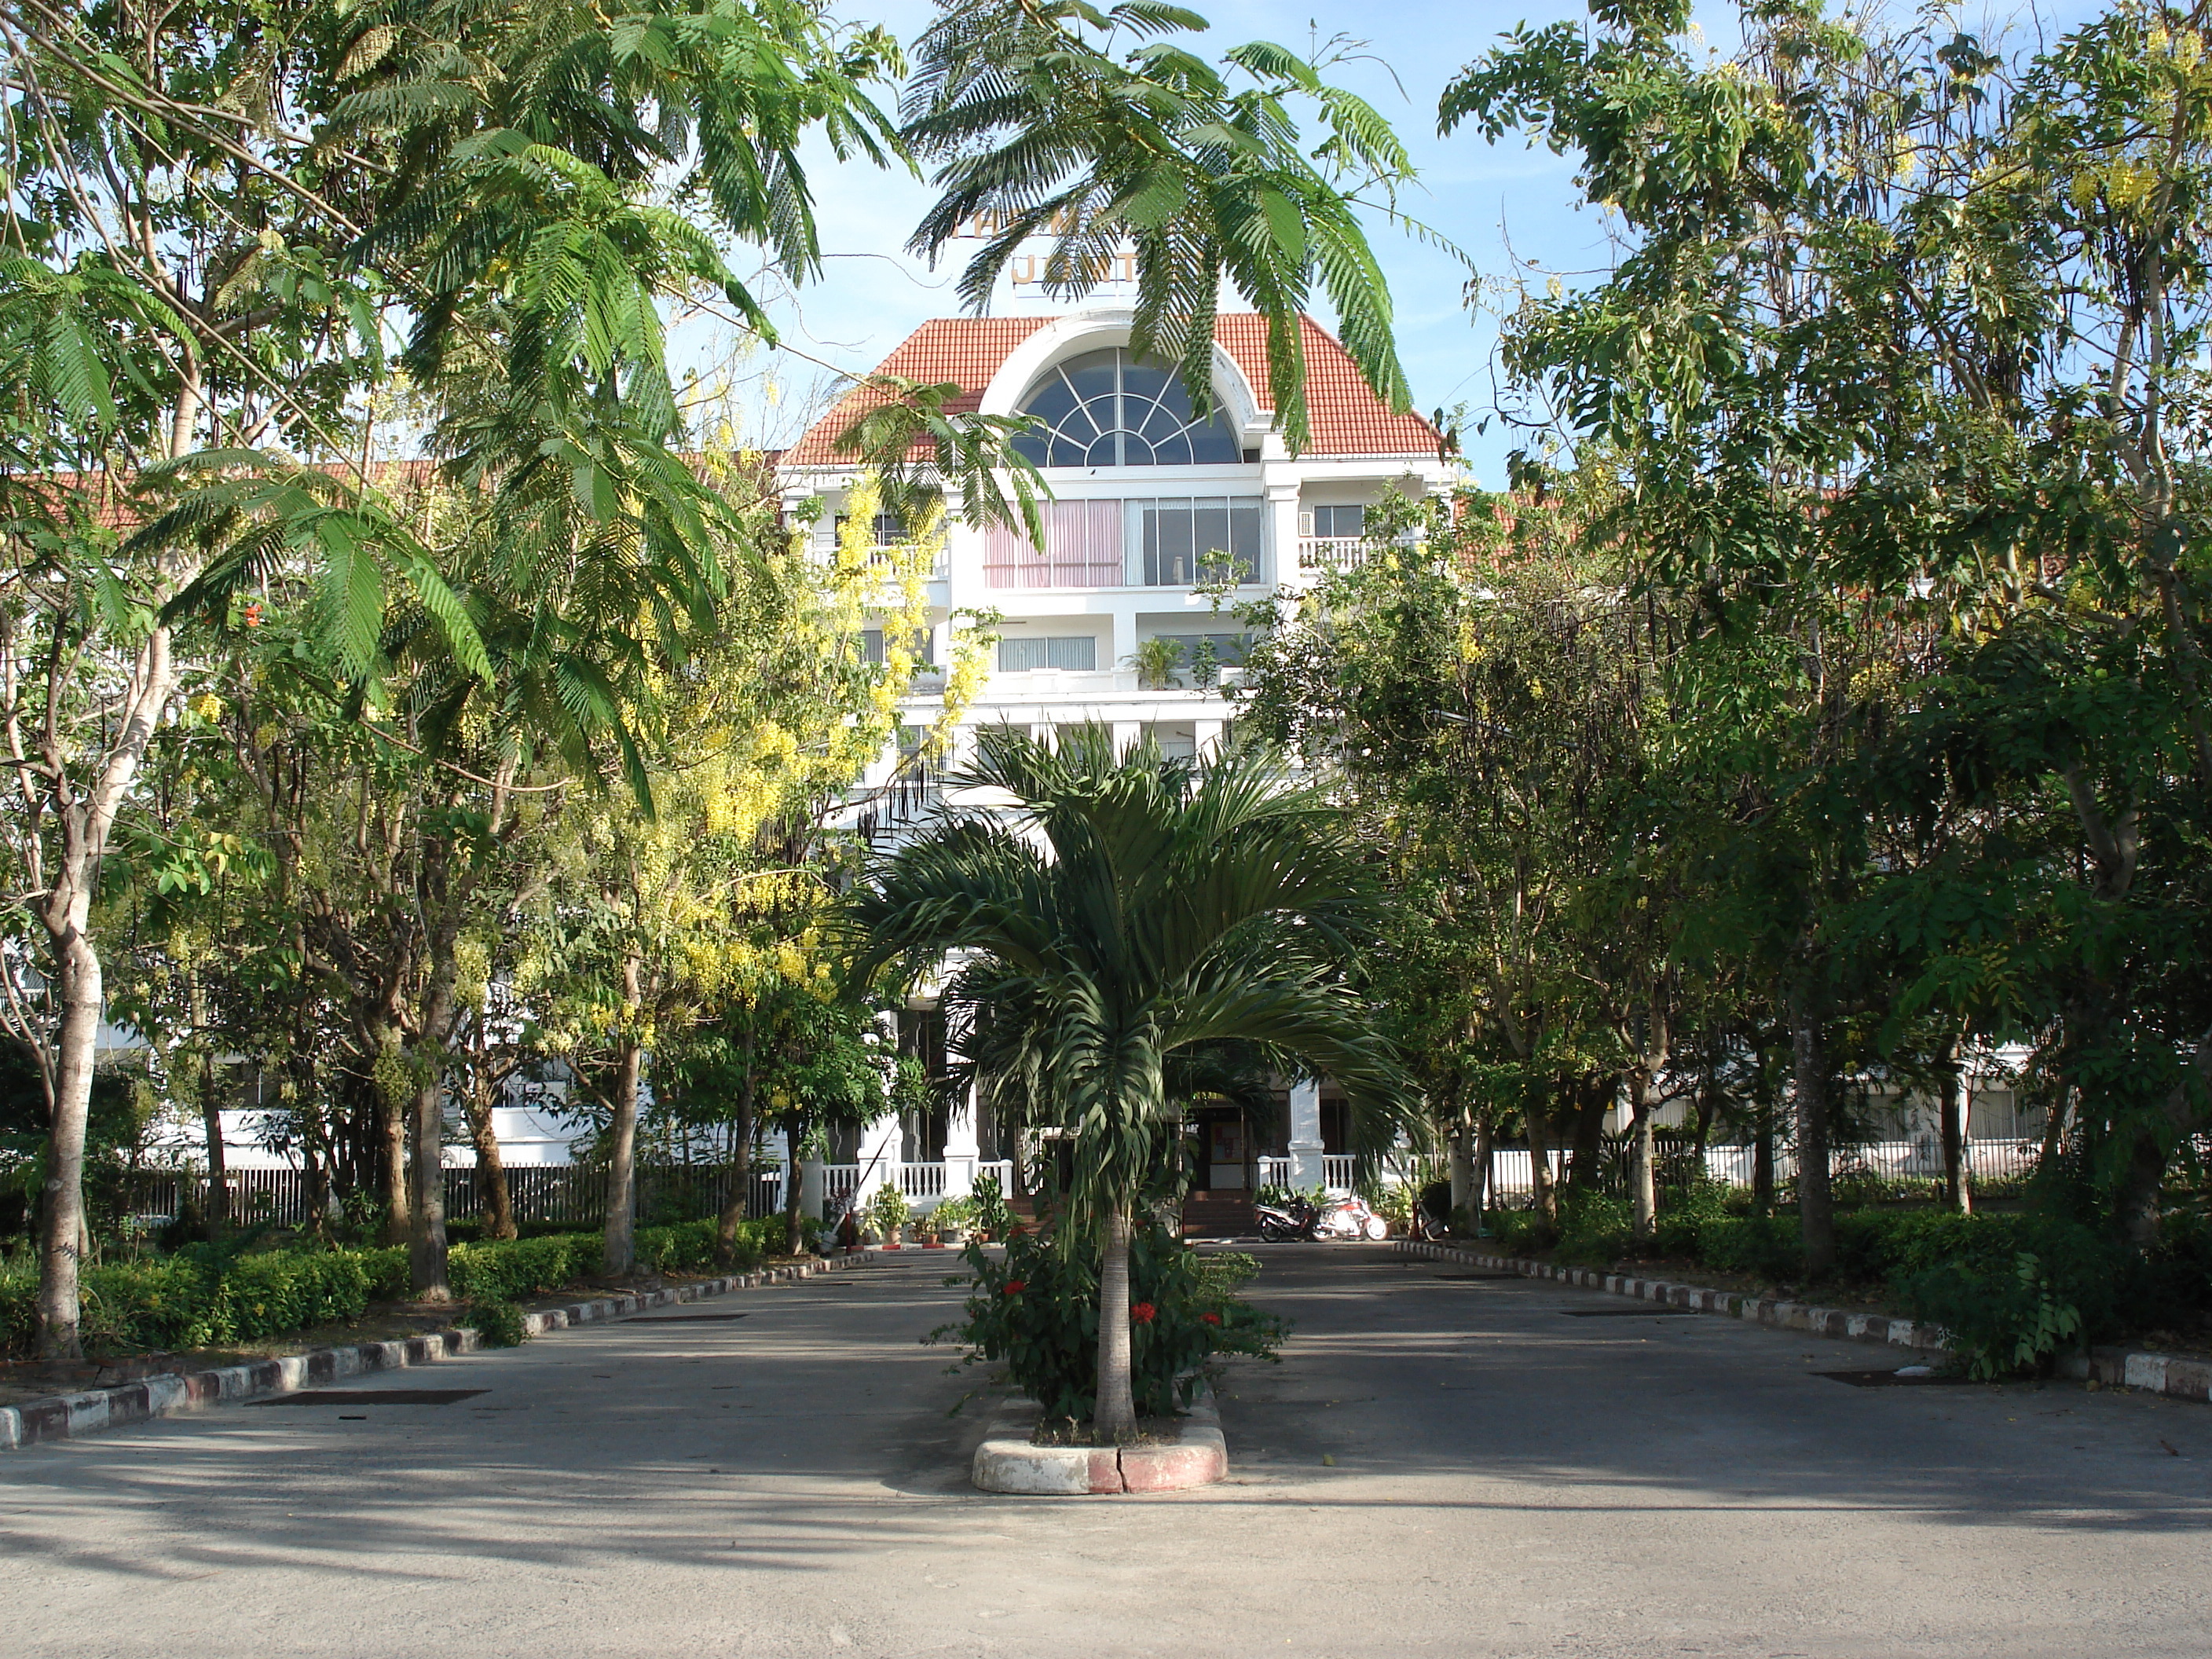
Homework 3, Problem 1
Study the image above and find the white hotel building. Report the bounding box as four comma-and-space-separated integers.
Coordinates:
777, 306, 1452, 1225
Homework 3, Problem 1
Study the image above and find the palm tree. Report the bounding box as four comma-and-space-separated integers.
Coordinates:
852, 727, 1416, 1440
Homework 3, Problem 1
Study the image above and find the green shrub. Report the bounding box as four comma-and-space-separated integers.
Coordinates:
866, 1185, 912, 1236
1489, 1206, 1548, 1254
465, 1300, 531, 1348
1903, 1251, 2086, 1379
1555, 1192, 1632, 1265
0, 1240, 410, 1357
931, 1221, 1287, 1426
969, 1173, 1014, 1237
1651, 1181, 1734, 1258
1695, 1215, 1805, 1281
0, 1219, 764, 1361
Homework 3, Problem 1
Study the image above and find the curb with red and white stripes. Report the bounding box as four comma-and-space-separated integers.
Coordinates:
0, 1251, 877, 1454
1396, 1238, 2211, 1404
971, 1384, 1228, 1496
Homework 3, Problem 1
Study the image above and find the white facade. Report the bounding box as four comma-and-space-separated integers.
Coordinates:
779, 307, 1451, 1207
780, 307, 1452, 803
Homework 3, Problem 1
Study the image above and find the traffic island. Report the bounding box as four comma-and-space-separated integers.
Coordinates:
972, 1386, 1228, 1495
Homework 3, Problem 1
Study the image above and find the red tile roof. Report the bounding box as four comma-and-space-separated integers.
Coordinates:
1214, 313, 1441, 458
786, 313, 1437, 467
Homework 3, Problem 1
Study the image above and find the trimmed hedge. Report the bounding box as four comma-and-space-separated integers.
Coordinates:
1480, 1191, 2212, 1374
0, 1216, 772, 1359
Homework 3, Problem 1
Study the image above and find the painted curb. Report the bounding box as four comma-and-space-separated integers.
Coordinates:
0, 1251, 877, 1454
1397, 1239, 2210, 1405
972, 1386, 1228, 1496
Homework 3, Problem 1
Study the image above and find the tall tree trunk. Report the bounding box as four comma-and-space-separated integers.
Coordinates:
200, 1062, 231, 1232
408, 885, 464, 1298
1470, 1108, 1494, 1234
1093, 1204, 1136, 1441
466, 1093, 516, 1240
1448, 1108, 1474, 1215
782, 1111, 808, 1257
713, 1070, 759, 1269
1753, 1122, 1775, 1217
1791, 994, 1836, 1277
35, 929, 101, 1359
1525, 1090, 1560, 1231
1628, 1068, 1658, 1240
408, 1064, 450, 1300
602, 952, 645, 1276
379, 1105, 410, 1243
1937, 1038, 1971, 1217
1566, 1073, 1608, 1191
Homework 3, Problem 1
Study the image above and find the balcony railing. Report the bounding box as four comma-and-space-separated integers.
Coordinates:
1298, 536, 1421, 572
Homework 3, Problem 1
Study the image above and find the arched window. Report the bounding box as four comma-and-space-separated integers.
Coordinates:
1011, 348, 1243, 467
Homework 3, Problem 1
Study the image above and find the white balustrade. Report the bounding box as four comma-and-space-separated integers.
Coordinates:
1321, 1154, 1356, 1192
899, 1163, 947, 1199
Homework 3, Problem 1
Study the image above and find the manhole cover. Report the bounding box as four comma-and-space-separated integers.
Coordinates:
1559, 1307, 1692, 1317
251, 1389, 485, 1406
623, 1313, 750, 1324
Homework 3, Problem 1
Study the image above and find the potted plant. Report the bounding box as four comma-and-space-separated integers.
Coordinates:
1123, 635, 1184, 689
932, 1196, 973, 1245
866, 1183, 912, 1249
969, 1171, 1013, 1243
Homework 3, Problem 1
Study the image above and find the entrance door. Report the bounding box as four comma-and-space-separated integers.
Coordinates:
1206, 1119, 1247, 1190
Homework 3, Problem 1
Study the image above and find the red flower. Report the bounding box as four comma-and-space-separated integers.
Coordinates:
1200, 1312, 1221, 1326
1130, 1302, 1156, 1324
241, 601, 263, 629
1002, 1280, 1026, 1296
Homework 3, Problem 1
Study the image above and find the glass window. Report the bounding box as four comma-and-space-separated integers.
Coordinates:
998, 635, 1098, 672
1148, 632, 1252, 666
1136, 498, 1264, 586
860, 628, 933, 665
834, 510, 913, 546
1012, 348, 1244, 467
1310, 504, 1365, 538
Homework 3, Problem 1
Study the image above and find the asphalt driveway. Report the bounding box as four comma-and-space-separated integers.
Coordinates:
3, 1244, 2207, 1657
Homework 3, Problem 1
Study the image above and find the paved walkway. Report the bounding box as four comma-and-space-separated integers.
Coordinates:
4, 1246, 2208, 1657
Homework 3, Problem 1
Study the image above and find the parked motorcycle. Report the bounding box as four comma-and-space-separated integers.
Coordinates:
1254, 1199, 1309, 1242
1309, 1193, 1390, 1242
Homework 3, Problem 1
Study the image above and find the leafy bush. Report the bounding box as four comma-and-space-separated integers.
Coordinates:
0, 1240, 408, 1357
1651, 1181, 1734, 1258
1695, 1215, 1806, 1281
931, 1222, 1287, 1425
465, 1300, 531, 1348
0, 1219, 757, 1360
866, 1185, 911, 1236
1903, 1251, 2085, 1379
1488, 1206, 1549, 1254
930, 1196, 975, 1234
1554, 1192, 1632, 1265
969, 1173, 1013, 1237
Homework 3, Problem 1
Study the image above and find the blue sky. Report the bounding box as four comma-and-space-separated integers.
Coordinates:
706, 1, 2095, 484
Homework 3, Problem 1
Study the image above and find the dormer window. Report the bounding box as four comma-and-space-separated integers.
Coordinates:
1012, 349, 1243, 467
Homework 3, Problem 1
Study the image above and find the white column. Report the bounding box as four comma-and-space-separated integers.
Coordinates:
799, 1155, 825, 1225
862, 1009, 903, 1201
1194, 718, 1225, 761
943, 1080, 980, 1199
1111, 719, 1142, 758
1265, 479, 1301, 591
1288, 1078, 1325, 1191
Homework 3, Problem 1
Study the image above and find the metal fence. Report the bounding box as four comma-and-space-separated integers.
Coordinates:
1480, 1137, 2044, 1199
118, 1163, 787, 1231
